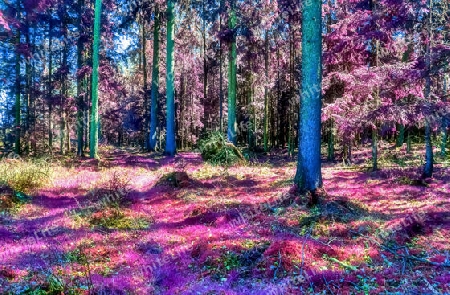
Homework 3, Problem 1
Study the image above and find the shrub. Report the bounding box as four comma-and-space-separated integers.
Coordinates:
89, 208, 150, 230
198, 132, 244, 165
156, 171, 192, 188
88, 170, 131, 207
0, 159, 51, 195
0, 185, 30, 212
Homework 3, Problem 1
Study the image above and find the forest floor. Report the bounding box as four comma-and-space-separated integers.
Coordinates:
0, 144, 449, 294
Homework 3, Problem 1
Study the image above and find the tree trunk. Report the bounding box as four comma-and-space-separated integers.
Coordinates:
441, 73, 448, 157
294, 0, 323, 191
327, 120, 335, 161
89, 0, 102, 159
25, 14, 31, 154
76, 0, 84, 156
202, 0, 208, 132
396, 123, 405, 147
370, 0, 379, 171
142, 16, 148, 150
219, 4, 224, 133
264, 30, 269, 153
149, 7, 160, 151
14, 5, 21, 155
48, 20, 53, 153
423, 0, 433, 178
165, 0, 176, 156
227, 0, 237, 145
60, 4, 68, 155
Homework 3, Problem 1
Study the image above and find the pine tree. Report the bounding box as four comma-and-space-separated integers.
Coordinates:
90, 0, 102, 159
294, 0, 323, 192
165, 0, 176, 156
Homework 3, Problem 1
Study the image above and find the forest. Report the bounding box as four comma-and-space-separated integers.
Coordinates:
0, 0, 449, 293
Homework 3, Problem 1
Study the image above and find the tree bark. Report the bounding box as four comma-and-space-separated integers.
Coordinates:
294, 0, 323, 191
14, 3, 21, 155
165, 0, 176, 156
89, 0, 102, 159
264, 30, 269, 152
423, 0, 433, 178
48, 19, 53, 153
149, 7, 160, 151
227, 0, 237, 145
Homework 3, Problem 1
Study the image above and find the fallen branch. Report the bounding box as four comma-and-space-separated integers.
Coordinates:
224, 142, 245, 160
360, 235, 450, 268
379, 244, 450, 268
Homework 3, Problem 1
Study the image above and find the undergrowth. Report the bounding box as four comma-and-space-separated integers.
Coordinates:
198, 132, 244, 166
0, 159, 51, 194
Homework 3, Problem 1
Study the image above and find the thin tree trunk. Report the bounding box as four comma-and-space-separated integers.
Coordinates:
48, 20, 53, 153
76, 0, 84, 156
15, 3, 21, 155
370, 0, 379, 171
423, 0, 433, 178
165, 0, 176, 156
90, 0, 102, 159
441, 73, 448, 157
31, 22, 37, 154
227, 0, 237, 145
396, 123, 405, 147
149, 7, 160, 151
219, 2, 224, 133
25, 14, 31, 154
60, 4, 68, 155
264, 30, 269, 152
202, 0, 208, 132
142, 16, 148, 150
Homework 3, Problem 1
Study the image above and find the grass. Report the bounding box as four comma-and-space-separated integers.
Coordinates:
89, 208, 151, 230
1, 146, 449, 294
0, 158, 51, 195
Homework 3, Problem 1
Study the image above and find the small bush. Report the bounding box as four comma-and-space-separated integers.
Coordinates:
88, 171, 131, 207
89, 208, 150, 230
0, 159, 50, 194
156, 171, 192, 188
198, 132, 244, 165
0, 186, 30, 212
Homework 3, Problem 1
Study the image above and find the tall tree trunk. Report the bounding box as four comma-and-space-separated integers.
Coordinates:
83, 75, 89, 151
219, 1, 224, 132
31, 22, 37, 154
25, 14, 31, 154
76, 0, 84, 156
48, 20, 53, 153
276, 37, 280, 147
288, 31, 294, 156
149, 7, 160, 151
142, 16, 148, 150
371, 43, 379, 171
15, 7, 21, 155
294, 0, 323, 191
90, 0, 102, 159
202, 0, 208, 131
60, 4, 68, 155
165, 0, 176, 156
370, 0, 379, 171
227, 0, 237, 145
441, 73, 448, 157
326, 0, 335, 161
264, 30, 269, 152
423, 0, 433, 178
247, 58, 254, 149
